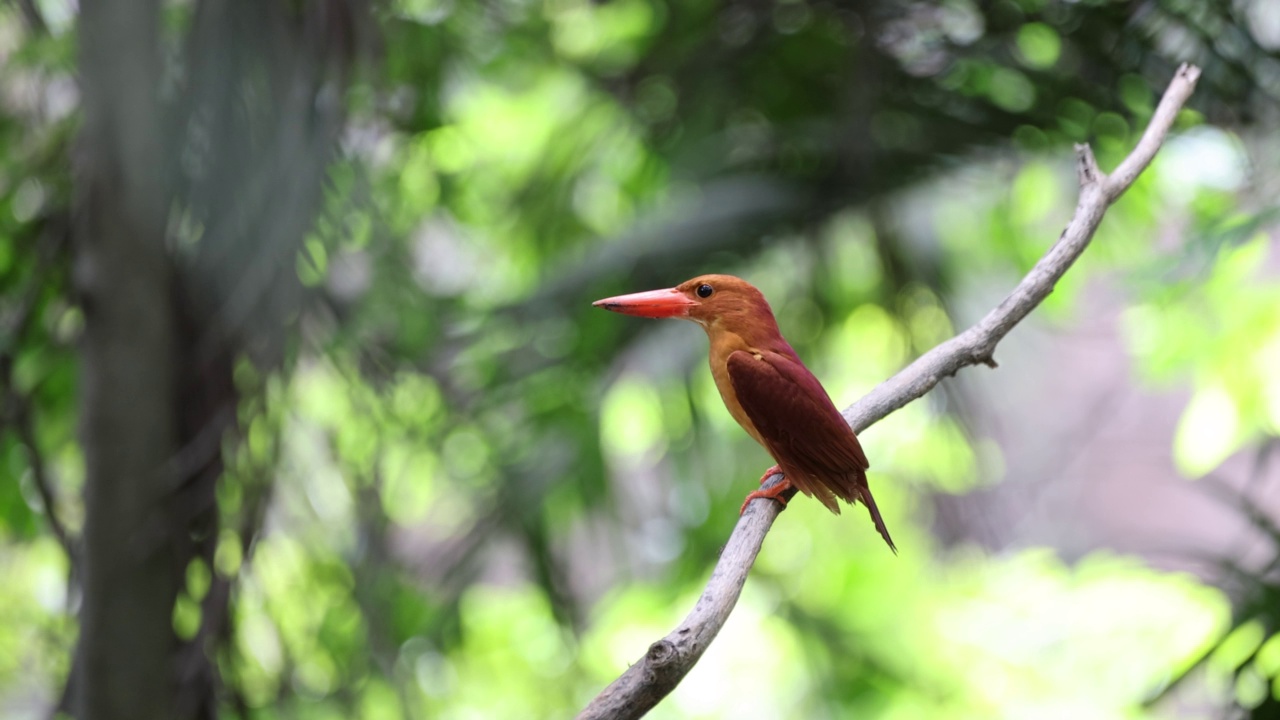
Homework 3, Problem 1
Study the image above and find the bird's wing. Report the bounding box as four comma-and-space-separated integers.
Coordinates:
726, 349, 869, 511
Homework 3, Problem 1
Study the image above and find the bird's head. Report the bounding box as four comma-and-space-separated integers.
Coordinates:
593, 274, 779, 335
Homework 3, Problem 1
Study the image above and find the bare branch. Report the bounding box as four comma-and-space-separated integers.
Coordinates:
576, 64, 1201, 720
846, 64, 1200, 434
1105, 64, 1201, 200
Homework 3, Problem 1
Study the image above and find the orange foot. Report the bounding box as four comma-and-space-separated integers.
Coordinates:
740, 469, 793, 515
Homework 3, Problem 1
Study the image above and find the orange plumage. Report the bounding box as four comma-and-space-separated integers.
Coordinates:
594, 274, 895, 552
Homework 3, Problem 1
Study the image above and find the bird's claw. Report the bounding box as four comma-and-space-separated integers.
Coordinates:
739, 474, 793, 515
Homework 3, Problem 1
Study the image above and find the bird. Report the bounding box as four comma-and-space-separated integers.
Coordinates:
593, 274, 895, 552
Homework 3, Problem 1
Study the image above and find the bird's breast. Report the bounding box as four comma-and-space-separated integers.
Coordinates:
708, 338, 767, 449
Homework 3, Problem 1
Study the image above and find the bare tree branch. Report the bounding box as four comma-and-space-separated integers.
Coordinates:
576, 63, 1201, 720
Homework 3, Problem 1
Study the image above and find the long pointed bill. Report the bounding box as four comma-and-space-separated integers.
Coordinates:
592, 287, 697, 319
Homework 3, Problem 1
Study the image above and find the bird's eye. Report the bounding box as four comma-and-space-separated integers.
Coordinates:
696, 284, 714, 298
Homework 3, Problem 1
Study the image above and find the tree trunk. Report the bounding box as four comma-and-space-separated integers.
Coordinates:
68, 2, 367, 716
74, 1, 181, 718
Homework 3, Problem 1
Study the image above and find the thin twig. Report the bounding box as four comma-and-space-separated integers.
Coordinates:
576, 63, 1201, 720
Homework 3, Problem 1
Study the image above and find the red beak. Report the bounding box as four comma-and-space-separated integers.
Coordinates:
592, 287, 698, 319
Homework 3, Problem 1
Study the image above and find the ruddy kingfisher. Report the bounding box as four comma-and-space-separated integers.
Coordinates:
594, 274, 895, 552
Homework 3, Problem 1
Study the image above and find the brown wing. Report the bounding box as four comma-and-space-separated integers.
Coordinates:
728, 350, 895, 551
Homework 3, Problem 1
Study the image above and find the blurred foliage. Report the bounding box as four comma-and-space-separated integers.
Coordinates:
2, 0, 1280, 718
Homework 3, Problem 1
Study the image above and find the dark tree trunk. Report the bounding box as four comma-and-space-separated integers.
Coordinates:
69, 1, 369, 717
74, 1, 180, 717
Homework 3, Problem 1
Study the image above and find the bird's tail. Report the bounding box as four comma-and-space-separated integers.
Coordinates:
858, 486, 897, 554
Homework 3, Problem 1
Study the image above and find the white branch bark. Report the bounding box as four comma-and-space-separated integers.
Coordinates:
576, 63, 1201, 720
